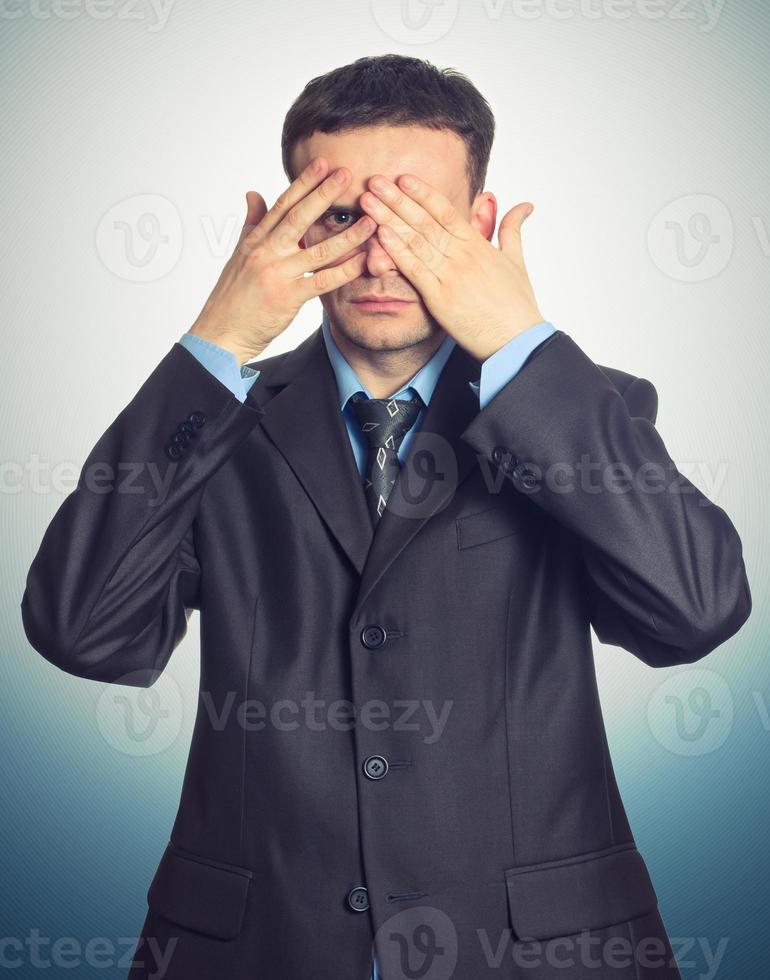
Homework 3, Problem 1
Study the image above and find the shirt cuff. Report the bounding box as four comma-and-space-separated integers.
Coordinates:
468, 321, 557, 411
178, 333, 260, 403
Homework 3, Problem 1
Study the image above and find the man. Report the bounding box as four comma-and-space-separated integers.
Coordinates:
21, 55, 751, 980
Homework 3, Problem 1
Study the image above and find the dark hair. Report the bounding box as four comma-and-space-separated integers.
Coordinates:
281, 54, 495, 203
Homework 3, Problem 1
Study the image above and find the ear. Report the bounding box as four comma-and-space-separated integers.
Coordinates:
469, 191, 497, 242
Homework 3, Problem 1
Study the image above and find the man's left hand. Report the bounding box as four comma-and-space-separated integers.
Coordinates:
360, 173, 544, 362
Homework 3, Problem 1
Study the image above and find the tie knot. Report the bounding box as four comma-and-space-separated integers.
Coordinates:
350, 392, 423, 452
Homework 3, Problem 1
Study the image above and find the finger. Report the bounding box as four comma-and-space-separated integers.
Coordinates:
376, 224, 439, 300
362, 177, 454, 254
283, 215, 376, 277
268, 166, 353, 256
360, 190, 443, 271
248, 155, 331, 241
392, 173, 474, 243
296, 250, 368, 302
237, 191, 267, 248
498, 202, 533, 259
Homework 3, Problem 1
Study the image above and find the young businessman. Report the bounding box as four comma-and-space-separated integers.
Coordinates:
22, 55, 751, 980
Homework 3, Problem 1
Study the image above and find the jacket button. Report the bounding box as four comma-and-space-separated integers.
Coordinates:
178, 419, 195, 437
363, 755, 389, 780
347, 886, 369, 912
518, 465, 539, 488
360, 625, 387, 649
188, 411, 206, 429
165, 443, 184, 460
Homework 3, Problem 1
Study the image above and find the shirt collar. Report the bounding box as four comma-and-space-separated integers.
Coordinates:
321, 308, 457, 410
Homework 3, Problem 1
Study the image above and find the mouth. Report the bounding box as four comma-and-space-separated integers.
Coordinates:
349, 297, 415, 313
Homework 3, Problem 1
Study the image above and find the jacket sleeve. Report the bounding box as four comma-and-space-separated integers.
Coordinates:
177, 331, 261, 402
459, 330, 752, 667
20, 342, 265, 687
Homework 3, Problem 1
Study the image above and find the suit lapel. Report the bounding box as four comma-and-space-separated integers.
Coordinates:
248, 327, 374, 576
247, 325, 482, 602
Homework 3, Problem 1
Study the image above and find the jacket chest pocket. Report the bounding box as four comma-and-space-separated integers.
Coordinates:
455, 503, 524, 550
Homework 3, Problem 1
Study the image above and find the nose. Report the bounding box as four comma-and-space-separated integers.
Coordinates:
361, 231, 399, 277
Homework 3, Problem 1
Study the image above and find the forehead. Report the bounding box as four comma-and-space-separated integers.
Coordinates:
291, 124, 469, 204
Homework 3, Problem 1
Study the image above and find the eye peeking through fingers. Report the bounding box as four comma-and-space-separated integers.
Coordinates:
317, 206, 365, 235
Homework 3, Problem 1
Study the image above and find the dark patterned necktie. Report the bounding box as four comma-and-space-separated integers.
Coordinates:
350, 391, 424, 526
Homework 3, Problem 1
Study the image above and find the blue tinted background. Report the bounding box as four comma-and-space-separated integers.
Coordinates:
3, 0, 768, 976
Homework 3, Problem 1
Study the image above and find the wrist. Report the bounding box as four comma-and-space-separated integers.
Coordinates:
470, 315, 545, 364
187, 325, 264, 366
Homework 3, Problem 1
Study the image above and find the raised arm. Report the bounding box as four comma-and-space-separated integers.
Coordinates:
460, 330, 752, 667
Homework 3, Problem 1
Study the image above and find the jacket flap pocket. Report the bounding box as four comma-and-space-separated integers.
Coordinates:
505, 843, 658, 941
147, 843, 252, 940
456, 504, 522, 550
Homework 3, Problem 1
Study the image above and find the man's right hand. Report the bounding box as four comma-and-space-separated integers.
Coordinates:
188, 156, 374, 365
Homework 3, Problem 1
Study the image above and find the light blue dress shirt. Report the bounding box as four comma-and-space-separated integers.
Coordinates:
177, 310, 556, 980
180, 311, 555, 419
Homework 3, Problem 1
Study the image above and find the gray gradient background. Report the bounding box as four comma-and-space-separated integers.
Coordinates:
2, 0, 768, 976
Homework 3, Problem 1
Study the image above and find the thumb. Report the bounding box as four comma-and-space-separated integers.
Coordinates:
239, 190, 267, 243
498, 202, 534, 254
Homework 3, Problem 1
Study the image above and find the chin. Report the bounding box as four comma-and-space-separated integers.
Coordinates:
356, 324, 435, 354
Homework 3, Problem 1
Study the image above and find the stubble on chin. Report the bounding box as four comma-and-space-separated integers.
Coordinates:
333, 307, 441, 354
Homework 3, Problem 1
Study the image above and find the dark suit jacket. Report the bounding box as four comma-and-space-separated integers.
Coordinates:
21, 325, 751, 980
